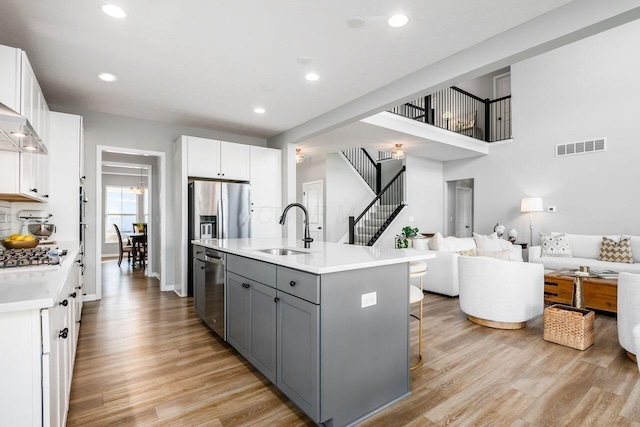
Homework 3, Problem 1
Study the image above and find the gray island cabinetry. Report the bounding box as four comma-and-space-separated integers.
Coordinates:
192, 238, 434, 427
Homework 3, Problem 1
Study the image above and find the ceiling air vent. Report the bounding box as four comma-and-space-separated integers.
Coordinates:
556, 137, 607, 157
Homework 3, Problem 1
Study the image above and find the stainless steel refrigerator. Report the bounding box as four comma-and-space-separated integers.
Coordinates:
188, 180, 250, 338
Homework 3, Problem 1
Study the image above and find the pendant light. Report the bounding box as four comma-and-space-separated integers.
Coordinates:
130, 168, 145, 194
391, 144, 406, 160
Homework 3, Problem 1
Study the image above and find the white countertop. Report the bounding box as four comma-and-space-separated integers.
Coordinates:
192, 238, 435, 274
0, 241, 81, 314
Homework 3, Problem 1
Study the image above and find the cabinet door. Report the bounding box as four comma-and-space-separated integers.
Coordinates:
20, 52, 36, 127
277, 291, 320, 422
250, 146, 281, 207
249, 281, 277, 383
19, 151, 38, 199
187, 136, 220, 179
226, 272, 251, 359
220, 141, 250, 181
38, 151, 50, 200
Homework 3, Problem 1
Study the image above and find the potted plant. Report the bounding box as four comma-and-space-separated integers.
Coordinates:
396, 226, 419, 249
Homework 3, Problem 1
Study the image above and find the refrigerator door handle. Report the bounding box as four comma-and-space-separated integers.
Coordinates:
221, 198, 229, 239
217, 199, 223, 239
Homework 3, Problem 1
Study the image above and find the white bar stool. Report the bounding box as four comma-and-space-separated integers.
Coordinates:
409, 260, 427, 370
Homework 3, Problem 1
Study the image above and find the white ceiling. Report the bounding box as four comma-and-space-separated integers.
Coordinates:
0, 0, 573, 139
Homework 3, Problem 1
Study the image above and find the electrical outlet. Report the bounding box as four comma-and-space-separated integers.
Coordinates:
361, 292, 377, 308
409, 216, 414, 222
548, 206, 557, 213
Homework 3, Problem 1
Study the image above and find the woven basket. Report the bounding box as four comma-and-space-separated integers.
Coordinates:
543, 304, 595, 350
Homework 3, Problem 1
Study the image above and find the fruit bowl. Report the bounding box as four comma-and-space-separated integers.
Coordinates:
1, 239, 39, 249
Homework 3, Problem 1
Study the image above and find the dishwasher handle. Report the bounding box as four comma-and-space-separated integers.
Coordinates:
204, 254, 224, 265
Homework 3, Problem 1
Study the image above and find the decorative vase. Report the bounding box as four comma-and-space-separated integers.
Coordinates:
508, 228, 518, 243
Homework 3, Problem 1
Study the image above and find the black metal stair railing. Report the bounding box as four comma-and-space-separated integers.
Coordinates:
341, 148, 381, 193
349, 166, 406, 246
387, 86, 512, 143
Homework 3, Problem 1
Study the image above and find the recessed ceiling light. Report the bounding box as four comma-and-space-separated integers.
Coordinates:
23, 145, 37, 151
388, 14, 409, 28
254, 107, 266, 114
10, 131, 27, 138
102, 4, 127, 19
262, 85, 274, 91
98, 72, 117, 82
347, 16, 366, 28
305, 73, 320, 82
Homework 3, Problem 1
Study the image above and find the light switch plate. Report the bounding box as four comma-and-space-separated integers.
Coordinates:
361, 292, 377, 308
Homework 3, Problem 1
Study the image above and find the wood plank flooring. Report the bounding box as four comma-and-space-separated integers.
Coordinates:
68, 261, 640, 426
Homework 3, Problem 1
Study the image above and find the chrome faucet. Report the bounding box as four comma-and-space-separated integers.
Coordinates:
279, 203, 314, 249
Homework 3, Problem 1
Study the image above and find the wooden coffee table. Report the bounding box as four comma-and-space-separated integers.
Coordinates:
544, 268, 618, 313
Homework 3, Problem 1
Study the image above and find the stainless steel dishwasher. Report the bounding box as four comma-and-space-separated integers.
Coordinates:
193, 247, 226, 339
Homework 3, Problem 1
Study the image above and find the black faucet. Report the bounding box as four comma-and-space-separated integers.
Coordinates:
279, 203, 314, 249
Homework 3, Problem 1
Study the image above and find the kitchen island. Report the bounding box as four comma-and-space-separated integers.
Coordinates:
192, 237, 434, 427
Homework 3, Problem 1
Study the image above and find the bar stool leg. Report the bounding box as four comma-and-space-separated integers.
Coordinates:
410, 274, 424, 371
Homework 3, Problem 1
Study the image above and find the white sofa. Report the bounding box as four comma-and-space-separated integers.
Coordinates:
420, 233, 522, 297
529, 233, 640, 273
458, 256, 544, 329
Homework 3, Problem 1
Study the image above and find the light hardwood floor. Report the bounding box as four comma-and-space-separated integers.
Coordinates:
68, 261, 640, 426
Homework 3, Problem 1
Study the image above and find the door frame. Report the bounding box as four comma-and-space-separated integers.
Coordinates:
95, 145, 168, 299
302, 180, 324, 243
454, 186, 473, 237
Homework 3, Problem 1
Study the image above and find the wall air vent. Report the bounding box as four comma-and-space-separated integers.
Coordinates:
556, 137, 607, 157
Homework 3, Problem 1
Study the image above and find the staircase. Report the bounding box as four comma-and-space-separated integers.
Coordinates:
341, 147, 381, 194
349, 166, 406, 246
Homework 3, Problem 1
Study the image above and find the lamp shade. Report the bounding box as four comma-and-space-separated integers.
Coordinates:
520, 197, 543, 213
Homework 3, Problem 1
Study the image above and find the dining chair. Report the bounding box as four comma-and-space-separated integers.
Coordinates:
113, 224, 132, 267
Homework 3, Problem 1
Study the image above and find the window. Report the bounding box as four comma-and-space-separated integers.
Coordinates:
105, 186, 138, 243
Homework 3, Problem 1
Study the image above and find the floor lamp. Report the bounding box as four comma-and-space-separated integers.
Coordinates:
521, 197, 543, 246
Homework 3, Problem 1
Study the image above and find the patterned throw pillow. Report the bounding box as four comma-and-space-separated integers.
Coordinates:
598, 236, 634, 263
540, 232, 573, 257
458, 249, 477, 257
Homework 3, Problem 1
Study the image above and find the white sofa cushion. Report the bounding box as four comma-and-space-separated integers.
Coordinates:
565, 234, 609, 259
431, 232, 475, 252
473, 232, 502, 251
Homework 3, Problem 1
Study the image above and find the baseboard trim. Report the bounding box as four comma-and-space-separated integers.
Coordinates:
83, 293, 99, 302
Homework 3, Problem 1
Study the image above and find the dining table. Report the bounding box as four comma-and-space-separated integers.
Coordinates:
129, 232, 147, 268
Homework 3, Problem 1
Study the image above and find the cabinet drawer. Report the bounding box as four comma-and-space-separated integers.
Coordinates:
227, 254, 276, 287
277, 266, 320, 304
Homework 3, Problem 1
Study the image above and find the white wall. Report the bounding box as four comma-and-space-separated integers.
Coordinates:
456, 67, 510, 100
51, 107, 266, 298
444, 20, 640, 243
324, 153, 374, 243
375, 155, 444, 248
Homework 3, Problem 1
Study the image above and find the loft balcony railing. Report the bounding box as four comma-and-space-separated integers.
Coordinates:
387, 86, 512, 143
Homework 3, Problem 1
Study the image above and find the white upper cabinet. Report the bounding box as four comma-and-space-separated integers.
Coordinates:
0, 45, 50, 150
250, 146, 281, 207
186, 136, 250, 181
220, 141, 250, 181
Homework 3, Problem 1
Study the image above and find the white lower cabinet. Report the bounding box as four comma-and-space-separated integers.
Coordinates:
0, 252, 82, 427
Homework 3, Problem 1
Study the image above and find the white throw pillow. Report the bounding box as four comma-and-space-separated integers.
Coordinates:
476, 248, 511, 260
473, 232, 502, 251
540, 232, 573, 257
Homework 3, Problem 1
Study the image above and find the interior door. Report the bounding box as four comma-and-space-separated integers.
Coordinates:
302, 180, 324, 242
455, 187, 473, 237
493, 72, 511, 140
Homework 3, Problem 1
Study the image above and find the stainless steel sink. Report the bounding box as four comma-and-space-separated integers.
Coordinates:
256, 248, 308, 256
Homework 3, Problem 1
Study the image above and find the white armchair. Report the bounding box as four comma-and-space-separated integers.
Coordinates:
618, 272, 640, 362
458, 256, 544, 329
